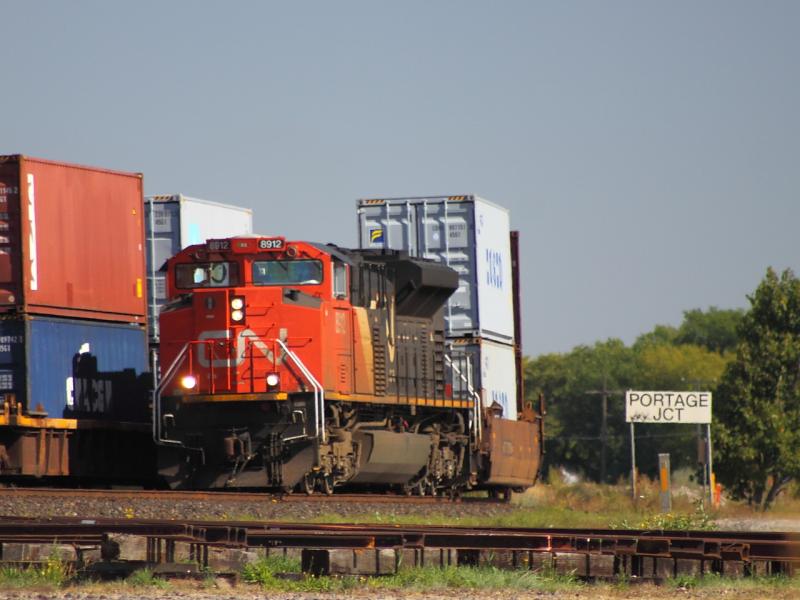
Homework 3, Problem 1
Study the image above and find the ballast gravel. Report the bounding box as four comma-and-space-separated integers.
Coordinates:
0, 492, 518, 523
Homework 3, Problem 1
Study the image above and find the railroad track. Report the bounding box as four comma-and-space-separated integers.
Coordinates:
0, 515, 798, 580
0, 486, 490, 504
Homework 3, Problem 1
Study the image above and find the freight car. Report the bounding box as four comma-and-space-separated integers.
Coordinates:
154, 236, 543, 495
0, 155, 153, 483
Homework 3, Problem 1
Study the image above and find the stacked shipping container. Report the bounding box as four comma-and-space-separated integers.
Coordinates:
145, 194, 253, 342
356, 195, 519, 420
0, 155, 149, 422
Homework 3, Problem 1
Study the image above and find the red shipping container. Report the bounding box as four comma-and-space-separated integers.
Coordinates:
0, 155, 146, 323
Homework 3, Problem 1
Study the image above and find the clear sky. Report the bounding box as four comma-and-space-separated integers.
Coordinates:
3, 1, 798, 356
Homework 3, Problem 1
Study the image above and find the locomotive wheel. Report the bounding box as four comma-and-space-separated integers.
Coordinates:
321, 475, 334, 495
302, 473, 315, 495
415, 481, 426, 496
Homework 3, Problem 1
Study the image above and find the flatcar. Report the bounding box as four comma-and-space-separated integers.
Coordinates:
154, 236, 543, 495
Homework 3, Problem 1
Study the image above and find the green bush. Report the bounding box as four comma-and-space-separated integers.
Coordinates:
0, 553, 70, 588
126, 568, 170, 589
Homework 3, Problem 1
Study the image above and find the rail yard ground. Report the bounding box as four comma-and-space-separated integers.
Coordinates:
1, 477, 799, 599
2, 474, 799, 531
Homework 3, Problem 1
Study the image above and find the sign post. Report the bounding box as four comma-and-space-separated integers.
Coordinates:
659, 453, 671, 513
630, 422, 637, 500
625, 391, 713, 505
707, 422, 714, 506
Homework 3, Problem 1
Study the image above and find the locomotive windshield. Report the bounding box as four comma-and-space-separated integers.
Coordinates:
252, 259, 323, 285
175, 262, 239, 288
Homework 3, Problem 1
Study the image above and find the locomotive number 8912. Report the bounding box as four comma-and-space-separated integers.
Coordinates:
154, 236, 542, 496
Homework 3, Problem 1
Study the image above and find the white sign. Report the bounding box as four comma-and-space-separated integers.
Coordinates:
625, 391, 712, 424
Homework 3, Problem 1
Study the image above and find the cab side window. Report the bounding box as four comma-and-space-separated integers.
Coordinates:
333, 259, 348, 299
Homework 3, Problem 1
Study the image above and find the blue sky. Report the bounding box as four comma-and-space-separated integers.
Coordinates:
3, 1, 798, 355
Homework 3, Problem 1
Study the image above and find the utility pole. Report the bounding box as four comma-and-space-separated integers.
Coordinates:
586, 374, 626, 483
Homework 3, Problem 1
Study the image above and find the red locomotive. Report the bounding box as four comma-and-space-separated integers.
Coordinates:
155, 236, 542, 495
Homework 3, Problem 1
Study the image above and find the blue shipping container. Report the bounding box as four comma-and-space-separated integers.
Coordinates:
0, 316, 149, 422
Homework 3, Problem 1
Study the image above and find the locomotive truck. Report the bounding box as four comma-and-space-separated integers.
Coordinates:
155, 235, 543, 495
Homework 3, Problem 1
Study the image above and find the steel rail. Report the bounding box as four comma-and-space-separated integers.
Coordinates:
0, 516, 798, 577
0, 487, 493, 504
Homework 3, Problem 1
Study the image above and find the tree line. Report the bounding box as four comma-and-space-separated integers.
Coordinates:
524, 267, 800, 510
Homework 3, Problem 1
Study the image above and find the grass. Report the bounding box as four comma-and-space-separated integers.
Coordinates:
241, 555, 582, 593
298, 477, 718, 531
124, 567, 171, 589
371, 565, 580, 592
0, 554, 71, 589
238, 555, 800, 597
667, 572, 800, 593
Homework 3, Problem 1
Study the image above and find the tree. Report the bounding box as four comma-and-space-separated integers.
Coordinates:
633, 324, 679, 350
525, 339, 638, 482
714, 268, 800, 510
674, 307, 744, 354
635, 344, 728, 390
527, 324, 735, 483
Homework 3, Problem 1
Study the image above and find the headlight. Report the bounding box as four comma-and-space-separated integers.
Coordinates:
266, 373, 280, 388
231, 309, 244, 322
180, 375, 197, 389
231, 297, 244, 310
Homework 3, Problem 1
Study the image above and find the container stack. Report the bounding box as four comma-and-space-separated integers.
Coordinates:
357, 195, 519, 420
145, 194, 253, 343
0, 155, 149, 422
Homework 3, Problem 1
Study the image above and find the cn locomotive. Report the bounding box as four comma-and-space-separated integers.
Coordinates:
154, 235, 543, 495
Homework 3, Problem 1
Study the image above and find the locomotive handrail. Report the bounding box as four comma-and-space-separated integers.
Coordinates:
153, 342, 190, 447
273, 338, 326, 444
445, 354, 482, 443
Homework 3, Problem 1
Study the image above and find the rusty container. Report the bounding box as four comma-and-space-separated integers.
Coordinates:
0, 155, 146, 323
484, 415, 542, 488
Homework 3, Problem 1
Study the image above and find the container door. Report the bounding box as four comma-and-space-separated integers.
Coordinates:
0, 162, 22, 308
415, 199, 476, 337
145, 199, 181, 340
473, 200, 515, 343
478, 340, 517, 420
0, 319, 27, 411
358, 201, 418, 255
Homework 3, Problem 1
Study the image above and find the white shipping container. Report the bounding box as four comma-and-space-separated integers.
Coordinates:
357, 196, 514, 344
448, 337, 518, 421
145, 194, 253, 341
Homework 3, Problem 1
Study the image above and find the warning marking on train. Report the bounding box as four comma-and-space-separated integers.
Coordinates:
625, 390, 712, 424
